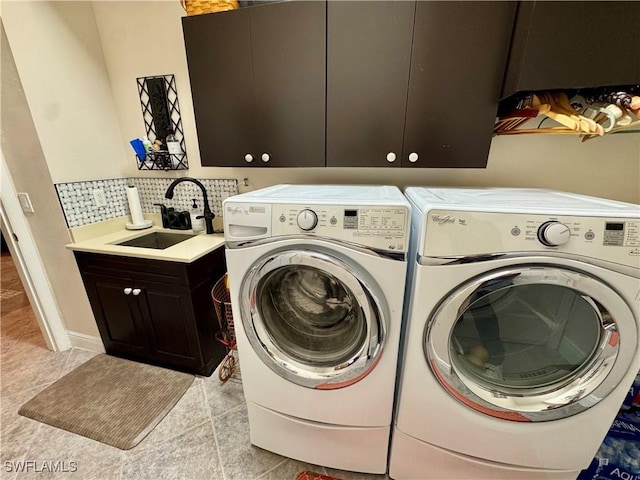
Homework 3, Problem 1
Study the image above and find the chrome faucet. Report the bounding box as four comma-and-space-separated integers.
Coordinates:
165, 177, 214, 234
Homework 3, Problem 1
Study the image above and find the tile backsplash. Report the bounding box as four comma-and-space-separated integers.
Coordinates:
56, 177, 239, 228
55, 179, 130, 228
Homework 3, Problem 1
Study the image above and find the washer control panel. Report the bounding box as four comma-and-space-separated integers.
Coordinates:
274, 204, 409, 252
423, 209, 640, 266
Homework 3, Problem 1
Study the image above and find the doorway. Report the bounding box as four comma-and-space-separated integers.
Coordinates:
0, 227, 47, 352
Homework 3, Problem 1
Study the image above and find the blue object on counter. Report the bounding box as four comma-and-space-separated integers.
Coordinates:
129, 138, 147, 161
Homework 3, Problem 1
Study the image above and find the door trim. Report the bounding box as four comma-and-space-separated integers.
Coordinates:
0, 155, 70, 351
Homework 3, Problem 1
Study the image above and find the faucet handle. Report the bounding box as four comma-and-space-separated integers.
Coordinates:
154, 203, 170, 228
196, 211, 215, 234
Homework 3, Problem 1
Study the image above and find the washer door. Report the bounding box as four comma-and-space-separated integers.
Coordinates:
426, 265, 637, 422
241, 249, 386, 389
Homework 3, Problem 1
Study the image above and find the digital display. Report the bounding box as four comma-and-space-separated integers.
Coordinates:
344, 210, 358, 217
606, 223, 624, 231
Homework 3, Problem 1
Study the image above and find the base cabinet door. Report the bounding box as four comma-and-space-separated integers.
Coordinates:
82, 274, 149, 358
136, 281, 201, 371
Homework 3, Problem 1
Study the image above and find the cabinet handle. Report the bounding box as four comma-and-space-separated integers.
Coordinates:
386, 152, 396, 163
244, 154, 253, 163
261, 153, 270, 163
132, 288, 142, 296
408, 152, 419, 163
123, 287, 132, 295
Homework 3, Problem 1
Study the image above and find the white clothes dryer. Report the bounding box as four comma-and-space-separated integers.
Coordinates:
390, 187, 640, 480
223, 185, 411, 473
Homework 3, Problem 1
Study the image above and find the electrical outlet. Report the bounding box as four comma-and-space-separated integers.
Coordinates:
17, 192, 35, 213
92, 189, 107, 208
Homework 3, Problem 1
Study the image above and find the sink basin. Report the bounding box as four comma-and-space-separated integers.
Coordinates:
117, 232, 196, 249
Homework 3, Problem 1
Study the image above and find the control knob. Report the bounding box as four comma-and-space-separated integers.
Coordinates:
297, 209, 318, 231
537, 221, 571, 246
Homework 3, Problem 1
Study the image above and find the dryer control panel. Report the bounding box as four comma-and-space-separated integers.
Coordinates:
225, 201, 410, 253
422, 210, 640, 267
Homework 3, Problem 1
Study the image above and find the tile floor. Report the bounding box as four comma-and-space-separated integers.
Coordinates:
1, 253, 390, 480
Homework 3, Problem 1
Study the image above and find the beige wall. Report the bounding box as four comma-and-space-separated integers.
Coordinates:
94, 1, 640, 204
0, 22, 99, 338
1, 1, 127, 183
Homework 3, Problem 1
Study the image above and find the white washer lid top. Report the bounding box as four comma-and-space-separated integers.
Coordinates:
405, 187, 640, 217
229, 184, 409, 206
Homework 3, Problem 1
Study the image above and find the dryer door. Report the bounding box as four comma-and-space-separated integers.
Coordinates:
241, 249, 387, 389
426, 265, 637, 422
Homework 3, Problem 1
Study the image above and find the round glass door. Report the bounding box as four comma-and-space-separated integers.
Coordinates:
427, 265, 636, 422
241, 249, 386, 389
451, 283, 601, 391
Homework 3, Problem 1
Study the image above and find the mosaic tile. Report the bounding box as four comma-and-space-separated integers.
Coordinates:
54, 177, 238, 228
131, 177, 238, 220
54, 178, 128, 228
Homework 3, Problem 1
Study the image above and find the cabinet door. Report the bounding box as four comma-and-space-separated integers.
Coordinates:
182, 10, 255, 167
82, 274, 149, 357
326, 1, 415, 167
502, 2, 640, 97
249, 1, 326, 167
402, 1, 516, 168
136, 280, 201, 371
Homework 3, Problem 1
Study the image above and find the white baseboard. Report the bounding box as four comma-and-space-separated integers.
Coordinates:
67, 331, 105, 353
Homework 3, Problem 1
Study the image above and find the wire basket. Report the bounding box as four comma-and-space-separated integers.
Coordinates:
211, 274, 238, 382
180, 0, 239, 15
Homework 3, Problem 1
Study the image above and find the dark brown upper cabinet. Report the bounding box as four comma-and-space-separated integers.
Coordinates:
326, 1, 415, 167
403, 1, 516, 168
183, 1, 515, 168
182, 1, 326, 167
326, 1, 516, 168
502, 1, 640, 99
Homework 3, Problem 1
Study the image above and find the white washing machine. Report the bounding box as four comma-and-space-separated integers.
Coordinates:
390, 187, 640, 480
223, 185, 411, 473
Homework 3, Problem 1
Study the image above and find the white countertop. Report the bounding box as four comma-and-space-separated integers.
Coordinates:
65, 216, 225, 263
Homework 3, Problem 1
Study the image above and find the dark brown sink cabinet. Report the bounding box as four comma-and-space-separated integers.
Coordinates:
327, 1, 516, 168
182, 1, 326, 167
502, 1, 640, 98
74, 249, 227, 376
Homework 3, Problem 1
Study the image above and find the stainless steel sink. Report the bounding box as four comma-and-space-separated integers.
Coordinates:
117, 232, 196, 249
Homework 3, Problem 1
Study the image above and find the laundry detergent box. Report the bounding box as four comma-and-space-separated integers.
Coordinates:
578, 410, 640, 480
620, 371, 640, 412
